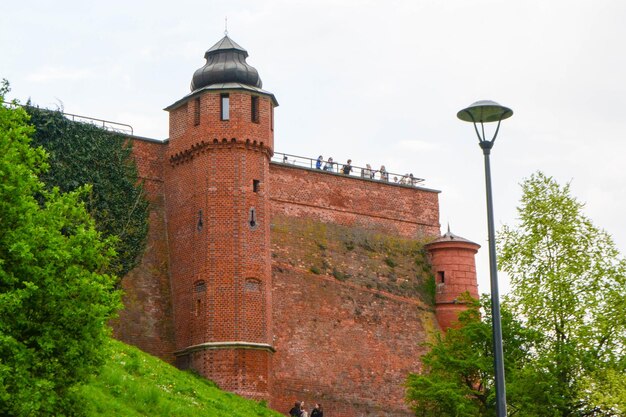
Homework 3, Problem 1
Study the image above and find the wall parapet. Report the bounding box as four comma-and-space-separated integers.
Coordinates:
272, 153, 437, 190
269, 163, 441, 239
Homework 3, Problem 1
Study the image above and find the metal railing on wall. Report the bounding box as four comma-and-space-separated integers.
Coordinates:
1, 100, 134, 136
272, 152, 425, 186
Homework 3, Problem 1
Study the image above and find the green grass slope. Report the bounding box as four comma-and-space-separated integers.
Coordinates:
80, 339, 283, 417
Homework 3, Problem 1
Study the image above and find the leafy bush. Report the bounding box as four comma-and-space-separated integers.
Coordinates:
0, 80, 121, 417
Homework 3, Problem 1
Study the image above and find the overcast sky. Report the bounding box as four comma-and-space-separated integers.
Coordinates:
3, 0, 626, 295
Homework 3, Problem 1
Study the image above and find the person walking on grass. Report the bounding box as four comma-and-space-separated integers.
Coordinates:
289, 401, 302, 417
311, 403, 324, 417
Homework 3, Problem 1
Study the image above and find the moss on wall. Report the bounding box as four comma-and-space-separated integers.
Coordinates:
271, 215, 435, 304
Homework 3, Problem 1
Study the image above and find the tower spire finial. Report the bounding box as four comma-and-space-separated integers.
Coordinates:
447, 222, 451, 235
224, 16, 228, 36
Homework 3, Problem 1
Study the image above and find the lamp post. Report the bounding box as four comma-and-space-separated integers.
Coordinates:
457, 100, 513, 417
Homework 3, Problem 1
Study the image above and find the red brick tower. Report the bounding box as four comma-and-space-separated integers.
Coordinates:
425, 228, 480, 330
163, 35, 278, 399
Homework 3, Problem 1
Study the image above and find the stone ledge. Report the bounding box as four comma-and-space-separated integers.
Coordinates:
174, 341, 276, 356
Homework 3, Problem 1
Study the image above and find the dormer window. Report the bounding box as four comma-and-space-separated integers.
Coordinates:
221, 94, 230, 120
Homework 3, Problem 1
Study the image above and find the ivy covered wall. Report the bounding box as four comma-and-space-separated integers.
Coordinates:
26, 107, 149, 279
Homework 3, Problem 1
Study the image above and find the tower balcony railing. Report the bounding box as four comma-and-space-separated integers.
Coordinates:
272, 152, 425, 186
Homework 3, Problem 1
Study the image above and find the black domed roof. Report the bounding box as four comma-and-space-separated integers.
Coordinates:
190, 35, 262, 91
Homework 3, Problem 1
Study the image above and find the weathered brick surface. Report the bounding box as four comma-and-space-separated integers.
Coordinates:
187, 348, 272, 400
272, 271, 435, 416
112, 138, 177, 362
268, 216, 438, 417
167, 91, 274, 159
269, 163, 440, 239
113, 82, 480, 415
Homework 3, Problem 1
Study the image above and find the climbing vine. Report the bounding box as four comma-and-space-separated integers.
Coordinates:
26, 106, 149, 279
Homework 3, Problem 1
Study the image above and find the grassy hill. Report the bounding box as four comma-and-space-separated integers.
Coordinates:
79, 339, 284, 417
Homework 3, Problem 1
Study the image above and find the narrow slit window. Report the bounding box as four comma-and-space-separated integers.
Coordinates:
270, 105, 274, 131
251, 96, 259, 123
437, 271, 445, 284
197, 209, 203, 231
253, 179, 260, 193
221, 94, 230, 121
249, 207, 257, 229
193, 97, 201, 126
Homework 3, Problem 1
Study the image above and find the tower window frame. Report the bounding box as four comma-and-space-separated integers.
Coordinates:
193, 97, 201, 126
220, 93, 230, 121
251, 96, 259, 123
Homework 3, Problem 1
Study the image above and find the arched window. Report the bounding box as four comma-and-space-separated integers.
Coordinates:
194, 280, 207, 292
244, 278, 261, 292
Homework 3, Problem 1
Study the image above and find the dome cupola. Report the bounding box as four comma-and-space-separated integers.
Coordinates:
190, 35, 262, 91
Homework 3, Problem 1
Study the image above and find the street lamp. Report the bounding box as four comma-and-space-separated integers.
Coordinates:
457, 100, 513, 417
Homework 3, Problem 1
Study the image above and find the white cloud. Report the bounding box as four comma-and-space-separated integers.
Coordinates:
394, 139, 440, 152
25, 66, 95, 83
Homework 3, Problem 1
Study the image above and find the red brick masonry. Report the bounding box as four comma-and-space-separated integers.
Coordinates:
113, 88, 478, 416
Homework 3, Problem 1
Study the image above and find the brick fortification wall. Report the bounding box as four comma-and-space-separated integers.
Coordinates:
107, 34, 482, 417
268, 166, 442, 416
272, 264, 434, 417
270, 163, 440, 239
116, 136, 454, 416
112, 138, 177, 362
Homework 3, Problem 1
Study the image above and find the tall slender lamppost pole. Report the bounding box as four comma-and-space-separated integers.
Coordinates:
457, 100, 513, 417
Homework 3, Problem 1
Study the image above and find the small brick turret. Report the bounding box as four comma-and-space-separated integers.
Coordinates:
163, 35, 278, 400
425, 228, 480, 330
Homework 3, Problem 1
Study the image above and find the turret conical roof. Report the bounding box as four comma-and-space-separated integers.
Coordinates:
190, 35, 262, 91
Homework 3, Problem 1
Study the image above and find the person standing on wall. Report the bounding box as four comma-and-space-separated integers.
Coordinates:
342, 159, 353, 175
362, 163, 373, 178
323, 157, 334, 171
316, 155, 323, 169
379, 165, 388, 181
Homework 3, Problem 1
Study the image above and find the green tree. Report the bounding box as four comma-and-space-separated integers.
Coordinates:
581, 369, 626, 415
25, 106, 148, 278
498, 171, 626, 416
406, 295, 541, 417
407, 172, 626, 417
0, 81, 121, 416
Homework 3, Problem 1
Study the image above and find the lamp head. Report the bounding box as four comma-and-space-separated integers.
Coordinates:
457, 100, 513, 123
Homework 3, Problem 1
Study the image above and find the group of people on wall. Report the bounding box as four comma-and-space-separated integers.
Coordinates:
288, 401, 323, 417
279, 153, 420, 186
315, 155, 419, 186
